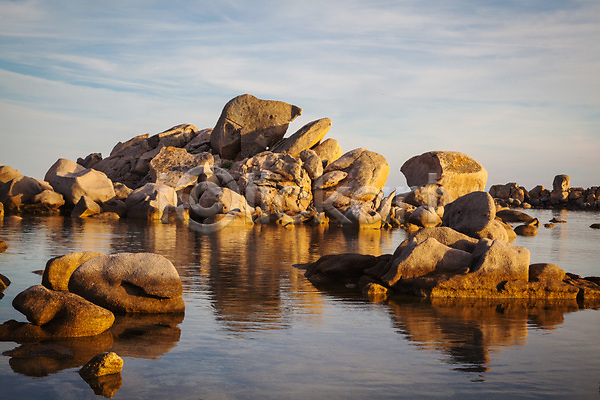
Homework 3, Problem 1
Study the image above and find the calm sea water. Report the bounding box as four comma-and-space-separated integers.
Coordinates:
0, 209, 599, 399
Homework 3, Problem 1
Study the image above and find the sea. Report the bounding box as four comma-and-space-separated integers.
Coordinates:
0, 208, 599, 399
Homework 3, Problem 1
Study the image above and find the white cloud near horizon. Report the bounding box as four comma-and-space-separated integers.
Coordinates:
1, 0, 599, 190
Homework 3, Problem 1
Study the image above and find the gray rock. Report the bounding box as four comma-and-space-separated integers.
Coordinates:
125, 183, 178, 221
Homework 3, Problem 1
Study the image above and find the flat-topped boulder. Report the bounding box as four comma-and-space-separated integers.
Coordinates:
401, 151, 487, 200
210, 94, 302, 160
45, 158, 115, 205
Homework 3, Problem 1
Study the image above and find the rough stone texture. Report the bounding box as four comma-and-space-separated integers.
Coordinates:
184, 128, 213, 154
442, 191, 496, 238
313, 148, 389, 210
299, 149, 323, 180
529, 263, 566, 282
91, 124, 200, 189
69, 253, 185, 314
30, 190, 65, 212
398, 227, 479, 253
0, 176, 43, 212
0, 272, 10, 291
0, 165, 24, 185
7, 285, 114, 338
42, 252, 104, 291
312, 138, 344, 167
344, 204, 382, 229
80, 352, 123, 378
496, 209, 534, 223
190, 185, 253, 225
210, 94, 302, 160
404, 184, 454, 208
45, 159, 115, 205
232, 152, 312, 215
272, 118, 331, 157
381, 238, 472, 286
71, 195, 102, 218
125, 183, 178, 221
302, 254, 389, 286
377, 190, 396, 223
552, 174, 570, 192
401, 151, 487, 200
470, 239, 530, 284
474, 219, 510, 242
407, 205, 442, 228
149, 146, 214, 189
514, 224, 538, 236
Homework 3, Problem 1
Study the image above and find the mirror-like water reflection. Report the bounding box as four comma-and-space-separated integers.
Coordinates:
0, 212, 599, 399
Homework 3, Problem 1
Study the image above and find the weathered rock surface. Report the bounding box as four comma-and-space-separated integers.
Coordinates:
302, 254, 390, 286
380, 238, 472, 286
0, 165, 24, 185
42, 252, 104, 291
71, 195, 102, 218
68, 253, 185, 314
0, 273, 10, 291
299, 149, 323, 180
125, 183, 178, 221
80, 352, 123, 378
1, 285, 115, 339
312, 138, 343, 167
0, 175, 44, 213
210, 94, 302, 160
397, 227, 479, 253
149, 146, 214, 189
401, 151, 487, 200
232, 151, 312, 216
272, 118, 331, 157
404, 184, 454, 208
442, 191, 496, 238
313, 148, 389, 210
45, 158, 116, 205
407, 205, 442, 228
344, 204, 382, 229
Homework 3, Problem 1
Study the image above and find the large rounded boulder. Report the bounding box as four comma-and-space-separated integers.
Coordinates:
68, 253, 185, 314
210, 94, 302, 160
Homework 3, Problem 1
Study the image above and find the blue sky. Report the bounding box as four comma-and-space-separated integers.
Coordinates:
1, 0, 599, 192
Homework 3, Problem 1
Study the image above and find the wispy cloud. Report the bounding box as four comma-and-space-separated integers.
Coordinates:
1, 0, 599, 188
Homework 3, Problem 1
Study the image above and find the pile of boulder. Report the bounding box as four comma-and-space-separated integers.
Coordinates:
299, 191, 600, 301
0, 94, 403, 229
490, 174, 600, 210
0, 252, 184, 341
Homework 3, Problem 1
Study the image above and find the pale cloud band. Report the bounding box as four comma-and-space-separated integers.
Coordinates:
1, 0, 599, 190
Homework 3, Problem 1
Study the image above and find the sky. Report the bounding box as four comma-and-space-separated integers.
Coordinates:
0, 0, 599, 193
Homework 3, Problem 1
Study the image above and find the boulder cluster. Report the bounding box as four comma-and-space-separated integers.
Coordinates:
300, 191, 600, 301
0, 94, 401, 229
0, 252, 184, 341
490, 174, 600, 210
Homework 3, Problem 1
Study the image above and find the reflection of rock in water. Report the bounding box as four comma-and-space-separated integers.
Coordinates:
80, 372, 122, 398
3, 331, 114, 377
2, 313, 184, 377
386, 297, 581, 374
109, 313, 183, 359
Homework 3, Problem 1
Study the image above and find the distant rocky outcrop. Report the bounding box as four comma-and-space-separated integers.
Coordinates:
490, 174, 599, 210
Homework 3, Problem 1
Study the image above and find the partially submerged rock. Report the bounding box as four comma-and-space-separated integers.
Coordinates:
1, 285, 115, 340
80, 352, 123, 378
68, 253, 185, 314
42, 252, 104, 291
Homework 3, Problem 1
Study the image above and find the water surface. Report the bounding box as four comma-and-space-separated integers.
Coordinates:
0, 209, 598, 399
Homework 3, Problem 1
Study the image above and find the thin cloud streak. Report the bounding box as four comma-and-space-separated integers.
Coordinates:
0, 0, 599, 189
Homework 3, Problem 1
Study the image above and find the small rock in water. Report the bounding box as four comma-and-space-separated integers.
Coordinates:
590, 223, 600, 229
544, 223, 555, 229
550, 218, 567, 223
80, 352, 123, 378
0, 241, 7, 252
514, 224, 538, 236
